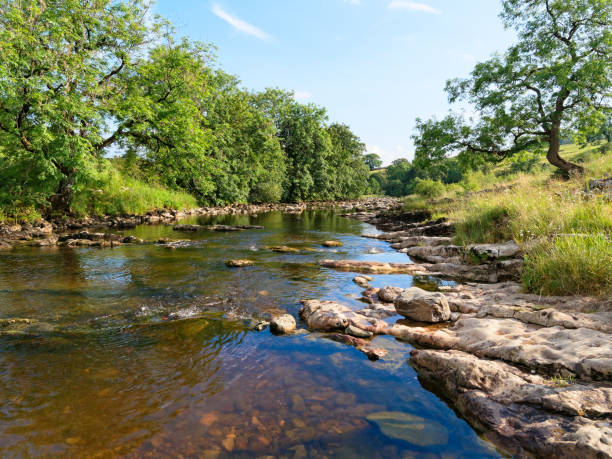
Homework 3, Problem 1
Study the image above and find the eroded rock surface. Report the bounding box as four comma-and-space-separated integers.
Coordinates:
411, 349, 612, 458
225, 259, 254, 267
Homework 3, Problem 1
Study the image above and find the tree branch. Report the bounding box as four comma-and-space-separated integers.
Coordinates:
98, 58, 125, 87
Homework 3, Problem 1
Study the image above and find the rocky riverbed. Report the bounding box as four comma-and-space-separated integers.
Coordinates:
0, 197, 401, 250
1, 198, 610, 457
304, 207, 612, 458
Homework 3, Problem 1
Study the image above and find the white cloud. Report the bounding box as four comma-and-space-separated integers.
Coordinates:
343, 0, 361, 4
211, 4, 272, 41
388, 1, 440, 14
367, 144, 413, 165
293, 90, 312, 102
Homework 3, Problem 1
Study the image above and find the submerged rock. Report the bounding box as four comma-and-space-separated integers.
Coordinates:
225, 259, 254, 268
330, 334, 386, 360
269, 245, 300, 253
366, 411, 448, 446
270, 314, 297, 334
394, 287, 450, 323
322, 240, 344, 247
345, 324, 373, 338
353, 276, 371, 288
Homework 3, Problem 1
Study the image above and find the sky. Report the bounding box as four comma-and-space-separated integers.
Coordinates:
153, 0, 517, 165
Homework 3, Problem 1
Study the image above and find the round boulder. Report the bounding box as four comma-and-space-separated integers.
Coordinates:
393, 287, 450, 323
270, 314, 297, 334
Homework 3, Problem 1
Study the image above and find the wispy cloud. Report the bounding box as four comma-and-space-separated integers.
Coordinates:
211, 4, 272, 41
343, 0, 361, 4
388, 1, 440, 14
293, 90, 312, 102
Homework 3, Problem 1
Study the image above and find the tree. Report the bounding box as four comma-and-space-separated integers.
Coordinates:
0, 0, 226, 212
413, 0, 611, 177
251, 89, 332, 202
0, 0, 156, 212
327, 123, 370, 199
364, 153, 383, 171
195, 71, 286, 204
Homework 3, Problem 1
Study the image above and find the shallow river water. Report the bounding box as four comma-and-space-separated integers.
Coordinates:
0, 211, 500, 458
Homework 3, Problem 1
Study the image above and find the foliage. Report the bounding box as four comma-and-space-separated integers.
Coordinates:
412, 0, 612, 176
251, 89, 369, 202
412, 178, 445, 198
364, 153, 383, 171
0, 0, 160, 212
71, 165, 198, 216
402, 146, 612, 296
0, 1, 371, 217
523, 234, 612, 296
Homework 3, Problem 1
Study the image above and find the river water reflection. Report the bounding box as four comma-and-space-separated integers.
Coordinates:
0, 211, 500, 457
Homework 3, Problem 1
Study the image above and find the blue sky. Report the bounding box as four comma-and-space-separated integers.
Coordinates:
153, 0, 516, 165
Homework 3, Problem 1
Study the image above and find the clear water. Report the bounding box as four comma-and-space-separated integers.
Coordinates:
0, 211, 499, 458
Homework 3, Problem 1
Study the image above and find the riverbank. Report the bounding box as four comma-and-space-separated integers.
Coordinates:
0, 197, 402, 250
309, 207, 612, 457
2, 196, 610, 456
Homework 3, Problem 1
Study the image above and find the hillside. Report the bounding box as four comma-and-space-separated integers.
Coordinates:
402, 143, 612, 297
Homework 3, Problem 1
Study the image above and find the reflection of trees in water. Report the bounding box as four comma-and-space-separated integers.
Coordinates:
0, 317, 246, 456
412, 275, 447, 292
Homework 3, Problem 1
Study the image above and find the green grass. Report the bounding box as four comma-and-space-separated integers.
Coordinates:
403, 143, 612, 297
70, 168, 198, 217
523, 234, 612, 297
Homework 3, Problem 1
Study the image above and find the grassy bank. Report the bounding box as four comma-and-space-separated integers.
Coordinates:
403, 143, 612, 297
0, 165, 198, 224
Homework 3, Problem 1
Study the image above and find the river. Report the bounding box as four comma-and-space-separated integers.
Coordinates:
0, 210, 500, 458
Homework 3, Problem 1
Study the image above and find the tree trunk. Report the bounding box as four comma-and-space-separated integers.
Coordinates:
547, 119, 584, 177
49, 171, 75, 214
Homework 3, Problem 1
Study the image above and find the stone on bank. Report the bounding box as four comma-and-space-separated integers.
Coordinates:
393, 287, 451, 323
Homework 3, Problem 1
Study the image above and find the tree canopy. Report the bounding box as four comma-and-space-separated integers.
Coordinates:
413, 0, 611, 176
0, 0, 371, 214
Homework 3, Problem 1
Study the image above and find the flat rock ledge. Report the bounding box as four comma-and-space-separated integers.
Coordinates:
411, 349, 612, 458
300, 281, 612, 458
343, 207, 612, 456
319, 259, 517, 282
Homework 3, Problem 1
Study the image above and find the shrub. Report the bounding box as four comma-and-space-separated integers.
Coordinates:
523, 234, 612, 296
413, 178, 445, 198
249, 180, 283, 203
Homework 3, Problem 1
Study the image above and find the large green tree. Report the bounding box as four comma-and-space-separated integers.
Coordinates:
0, 0, 150, 212
327, 123, 370, 199
251, 89, 333, 202
413, 0, 611, 176
0, 0, 219, 212
363, 153, 383, 171
199, 72, 286, 204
